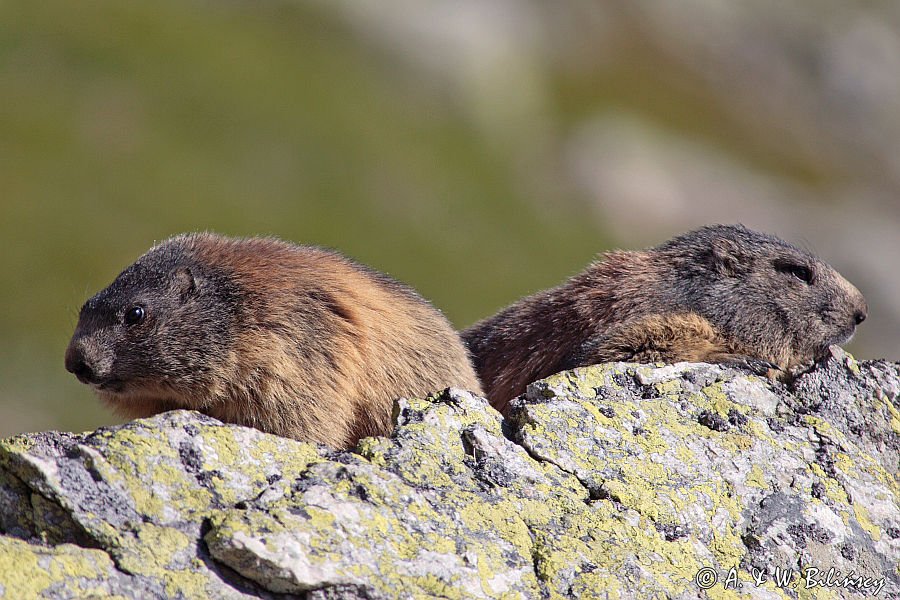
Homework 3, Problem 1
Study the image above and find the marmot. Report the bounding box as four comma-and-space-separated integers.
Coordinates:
65, 233, 483, 448
463, 224, 867, 414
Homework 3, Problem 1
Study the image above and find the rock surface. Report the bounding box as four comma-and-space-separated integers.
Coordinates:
1, 348, 898, 598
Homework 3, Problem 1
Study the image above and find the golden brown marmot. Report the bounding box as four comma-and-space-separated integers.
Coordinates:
65, 233, 483, 448
463, 224, 867, 413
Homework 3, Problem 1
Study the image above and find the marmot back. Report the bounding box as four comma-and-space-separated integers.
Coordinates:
464, 224, 867, 413
65, 233, 483, 448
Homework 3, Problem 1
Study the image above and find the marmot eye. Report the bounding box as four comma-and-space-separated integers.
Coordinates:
777, 262, 813, 284
124, 305, 145, 325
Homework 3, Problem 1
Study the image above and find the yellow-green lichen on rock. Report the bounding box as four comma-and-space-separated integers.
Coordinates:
0, 535, 121, 598
0, 411, 327, 599
0, 348, 898, 598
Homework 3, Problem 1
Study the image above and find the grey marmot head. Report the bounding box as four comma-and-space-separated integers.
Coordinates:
64, 235, 238, 406
654, 224, 867, 365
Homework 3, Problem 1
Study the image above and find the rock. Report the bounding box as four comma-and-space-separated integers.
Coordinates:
1, 348, 897, 598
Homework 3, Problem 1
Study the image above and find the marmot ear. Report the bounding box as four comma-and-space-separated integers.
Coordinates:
710, 238, 746, 276
172, 267, 197, 301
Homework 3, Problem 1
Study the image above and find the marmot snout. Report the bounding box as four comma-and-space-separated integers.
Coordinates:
66, 233, 483, 448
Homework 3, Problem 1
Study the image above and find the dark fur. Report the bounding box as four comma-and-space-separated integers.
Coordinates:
464, 224, 867, 413
65, 233, 483, 448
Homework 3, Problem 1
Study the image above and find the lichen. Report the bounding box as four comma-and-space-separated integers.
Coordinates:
0, 536, 116, 598
113, 524, 212, 598
2, 355, 897, 598
0, 435, 36, 457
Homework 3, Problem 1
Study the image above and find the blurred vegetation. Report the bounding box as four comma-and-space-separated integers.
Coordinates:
0, 0, 606, 436
3, 1, 893, 437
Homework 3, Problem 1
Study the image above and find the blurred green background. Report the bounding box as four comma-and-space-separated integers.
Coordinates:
3, 1, 898, 436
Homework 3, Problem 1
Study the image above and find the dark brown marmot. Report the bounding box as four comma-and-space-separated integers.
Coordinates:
463, 224, 867, 414
65, 233, 483, 448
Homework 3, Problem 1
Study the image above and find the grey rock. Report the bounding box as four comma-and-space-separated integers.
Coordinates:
1, 348, 897, 598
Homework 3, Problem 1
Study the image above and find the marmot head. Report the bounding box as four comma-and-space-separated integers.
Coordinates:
65, 235, 238, 410
656, 224, 867, 366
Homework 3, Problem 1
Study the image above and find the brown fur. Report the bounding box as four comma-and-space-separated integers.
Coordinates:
581, 313, 780, 372
464, 225, 867, 414
65, 233, 483, 448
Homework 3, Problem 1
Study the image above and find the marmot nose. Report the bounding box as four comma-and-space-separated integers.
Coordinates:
854, 308, 867, 325
65, 345, 97, 384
